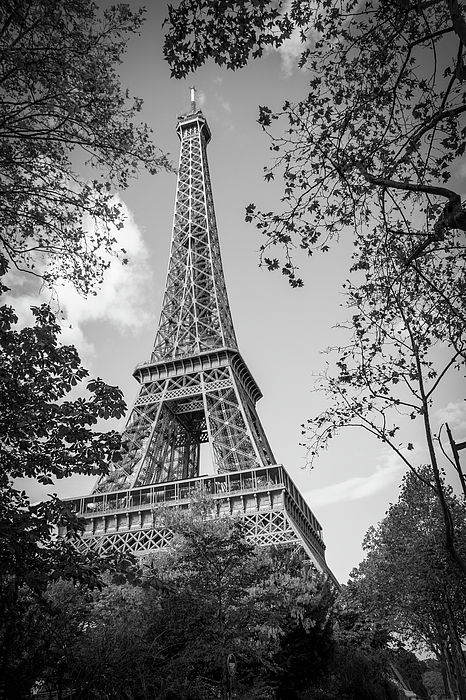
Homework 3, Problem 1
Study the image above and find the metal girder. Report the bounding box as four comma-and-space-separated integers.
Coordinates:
152, 111, 237, 362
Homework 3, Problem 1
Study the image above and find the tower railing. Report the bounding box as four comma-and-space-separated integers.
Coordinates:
61, 464, 327, 569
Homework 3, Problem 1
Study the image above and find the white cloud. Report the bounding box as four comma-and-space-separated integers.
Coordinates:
305, 450, 404, 508
4, 196, 154, 360
278, 28, 308, 77
218, 97, 231, 114
272, 0, 317, 77
457, 162, 466, 178
435, 400, 466, 432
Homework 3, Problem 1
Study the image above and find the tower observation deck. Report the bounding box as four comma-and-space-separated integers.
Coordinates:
63, 94, 334, 579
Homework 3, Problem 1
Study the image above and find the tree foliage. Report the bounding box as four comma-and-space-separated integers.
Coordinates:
143, 509, 337, 700
0, 275, 129, 696
27, 517, 336, 700
0, 1, 172, 693
163, 0, 466, 578
302, 229, 466, 573
0, 581, 92, 700
2, 510, 410, 700
0, 291, 126, 574
164, 0, 297, 76
346, 467, 466, 699
1, 0, 172, 293
164, 0, 466, 283
1, 303, 125, 488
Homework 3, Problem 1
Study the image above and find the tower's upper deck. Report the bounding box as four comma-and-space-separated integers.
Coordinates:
176, 86, 211, 141
176, 109, 211, 143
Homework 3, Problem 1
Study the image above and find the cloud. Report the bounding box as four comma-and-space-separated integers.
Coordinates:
277, 28, 308, 77
457, 162, 466, 178
305, 451, 404, 508
435, 400, 466, 432
273, 0, 317, 77
195, 89, 234, 132
4, 196, 154, 361
217, 96, 231, 113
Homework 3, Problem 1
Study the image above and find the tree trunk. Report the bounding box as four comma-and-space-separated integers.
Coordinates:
446, 423, 466, 500
440, 643, 457, 700
445, 596, 466, 700
412, 344, 466, 577
221, 650, 228, 700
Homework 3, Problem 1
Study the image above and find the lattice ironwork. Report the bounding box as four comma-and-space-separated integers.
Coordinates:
152, 112, 237, 362
94, 105, 275, 494
74, 504, 328, 575
77, 512, 300, 556
70, 99, 334, 580
76, 527, 175, 556
66, 463, 332, 577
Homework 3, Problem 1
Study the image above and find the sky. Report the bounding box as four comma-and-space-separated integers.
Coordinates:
10, 2, 466, 584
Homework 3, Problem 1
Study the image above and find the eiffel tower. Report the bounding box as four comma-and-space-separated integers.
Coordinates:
64, 91, 332, 577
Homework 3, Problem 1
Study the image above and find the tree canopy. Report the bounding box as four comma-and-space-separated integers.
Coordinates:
1, 0, 172, 293
163, 0, 466, 580
346, 467, 466, 699
164, 0, 466, 285
0, 278, 130, 696
3, 510, 413, 700
0, 1, 174, 683
1, 303, 125, 489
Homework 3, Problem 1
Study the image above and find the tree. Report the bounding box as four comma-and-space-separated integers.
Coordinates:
15, 507, 409, 700
392, 648, 429, 700
272, 575, 335, 700
302, 239, 466, 574
1, 0, 172, 293
163, 1, 297, 77
0, 287, 127, 697
147, 512, 283, 700
164, 0, 466, 285
423, 658, 451, 700
143, 507, 394, 700
0, 303, 125, 491
31, 519, 329, 699
346, 467, 466, 699
1, 2, 172, 693
65, 579, 163, 700
0, 580, 92, 700
163, 0, 466, 575
69, 507, 340, 700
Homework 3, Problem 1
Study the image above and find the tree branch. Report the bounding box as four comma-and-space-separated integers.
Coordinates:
446, 0, 466, 48
357, 165, 460, 202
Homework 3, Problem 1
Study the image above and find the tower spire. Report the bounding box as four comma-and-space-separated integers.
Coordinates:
150, 101, 237, 363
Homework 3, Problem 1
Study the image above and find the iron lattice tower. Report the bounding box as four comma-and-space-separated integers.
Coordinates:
94, 105, 275, 491
64, 97, 333, 577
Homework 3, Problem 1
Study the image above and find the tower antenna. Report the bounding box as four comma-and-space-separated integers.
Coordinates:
190, 85, 196, 112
